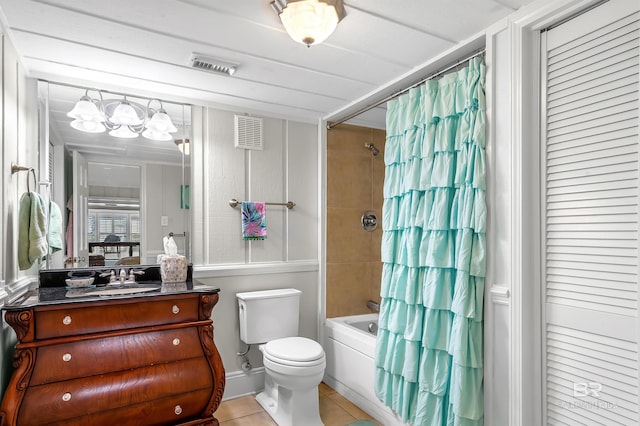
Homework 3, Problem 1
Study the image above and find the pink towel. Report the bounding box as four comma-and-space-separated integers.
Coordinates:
66, 210, 73, 257
241, 201, 266, 240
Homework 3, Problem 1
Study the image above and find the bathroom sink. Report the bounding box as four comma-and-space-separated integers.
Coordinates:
65, 285, 160, 298
90, 286, 159, 296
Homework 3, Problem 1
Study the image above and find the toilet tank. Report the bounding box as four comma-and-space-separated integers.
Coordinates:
236, 288, 301, 344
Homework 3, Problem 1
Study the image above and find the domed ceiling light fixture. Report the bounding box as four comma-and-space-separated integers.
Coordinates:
67, 90, 178, 141
271, 0, 346, 47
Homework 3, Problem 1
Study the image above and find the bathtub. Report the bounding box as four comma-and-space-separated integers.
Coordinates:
324, 314, 404, 426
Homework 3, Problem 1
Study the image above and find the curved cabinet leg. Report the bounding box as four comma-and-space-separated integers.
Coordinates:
0, 347, 36, 426
199, 323, 225, 418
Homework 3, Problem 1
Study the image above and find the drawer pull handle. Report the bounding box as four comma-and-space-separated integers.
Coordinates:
172, 305, 180, 314
173, 338, 181, 346
62, 315, 72, 325
62, 353, 72, 362
174, 405, 183, 415
62, 392, 72, 402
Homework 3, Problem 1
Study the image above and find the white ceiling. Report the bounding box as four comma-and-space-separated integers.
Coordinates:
0, 0, 533, 130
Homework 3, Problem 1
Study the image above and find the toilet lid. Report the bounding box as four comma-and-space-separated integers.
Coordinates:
264, 337, 324, 363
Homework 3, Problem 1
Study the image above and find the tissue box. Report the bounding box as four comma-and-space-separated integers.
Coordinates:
159, 255, 187, 283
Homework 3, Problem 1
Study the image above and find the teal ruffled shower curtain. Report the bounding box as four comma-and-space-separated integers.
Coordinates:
374, 57, 486, 426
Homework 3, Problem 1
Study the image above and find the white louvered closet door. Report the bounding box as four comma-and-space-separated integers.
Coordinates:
542, 1, 640, 424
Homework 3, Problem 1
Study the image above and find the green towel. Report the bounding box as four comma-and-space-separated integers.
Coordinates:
47, 201, 63, 254
18, 192, 48, 270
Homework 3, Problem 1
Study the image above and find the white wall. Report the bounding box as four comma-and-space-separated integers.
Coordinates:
190, 106, 321, 398
0, 33, 39, 392
192, 108, 318, 265
143, 163, 189, 263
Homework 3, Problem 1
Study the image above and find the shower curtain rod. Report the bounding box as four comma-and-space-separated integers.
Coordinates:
326, 48, 486, 130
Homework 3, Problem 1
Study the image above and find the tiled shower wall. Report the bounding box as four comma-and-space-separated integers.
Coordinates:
326, 124, 385, 318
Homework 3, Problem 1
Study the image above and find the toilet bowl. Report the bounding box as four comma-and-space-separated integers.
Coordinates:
236, 289, 326, 426
256, 337, 326, 426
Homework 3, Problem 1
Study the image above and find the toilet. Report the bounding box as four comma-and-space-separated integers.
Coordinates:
236, 288, 325, 426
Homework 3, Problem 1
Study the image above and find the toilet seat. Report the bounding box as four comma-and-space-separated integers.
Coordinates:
263, 337, 325, 367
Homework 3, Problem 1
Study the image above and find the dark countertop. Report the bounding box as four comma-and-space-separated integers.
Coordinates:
5, 280, 219, 310
4, 265, 219, 310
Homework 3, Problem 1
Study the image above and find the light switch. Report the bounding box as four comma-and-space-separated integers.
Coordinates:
161, 216, 169, 226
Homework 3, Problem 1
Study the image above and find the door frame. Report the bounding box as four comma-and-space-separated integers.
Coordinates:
72, 150, 89, 267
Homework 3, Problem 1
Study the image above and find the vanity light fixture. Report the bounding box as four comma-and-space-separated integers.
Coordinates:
67, 90, 178, 141
175, 139, 190, 155
271, 0, 346, 47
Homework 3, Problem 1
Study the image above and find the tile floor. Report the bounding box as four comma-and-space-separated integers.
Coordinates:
216, 382, 381, 426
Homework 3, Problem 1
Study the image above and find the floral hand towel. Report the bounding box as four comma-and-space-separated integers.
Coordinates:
242, 201, 266, 240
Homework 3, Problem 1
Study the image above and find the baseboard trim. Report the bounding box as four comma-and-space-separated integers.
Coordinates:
223, 368, 265, 401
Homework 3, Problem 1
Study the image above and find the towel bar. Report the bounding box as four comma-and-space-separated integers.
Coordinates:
228, 198, 295, 209
11, 162, 37, 192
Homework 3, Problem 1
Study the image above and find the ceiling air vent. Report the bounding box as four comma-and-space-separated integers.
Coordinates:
189, 53, 238, 76
235, 115, 263, 150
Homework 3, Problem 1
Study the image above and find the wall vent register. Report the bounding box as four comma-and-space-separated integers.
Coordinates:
234, 115, 264, 150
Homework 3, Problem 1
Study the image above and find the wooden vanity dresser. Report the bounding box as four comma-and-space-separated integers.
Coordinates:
0, 268, 225, 426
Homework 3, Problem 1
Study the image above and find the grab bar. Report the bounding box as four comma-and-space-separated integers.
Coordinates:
367, 300, 380, 312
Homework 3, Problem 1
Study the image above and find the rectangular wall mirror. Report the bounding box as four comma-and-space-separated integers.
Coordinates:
38, 81, 192, 270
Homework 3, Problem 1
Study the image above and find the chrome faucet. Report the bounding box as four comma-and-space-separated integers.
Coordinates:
129, 269, 144, 282
100, 268, 144, 285
99, 270, 117, 283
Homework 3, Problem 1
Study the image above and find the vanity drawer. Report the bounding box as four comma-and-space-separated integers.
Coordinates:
34, 295, 200, 339
18, 357, 214, 425
45, 388, 214, 426
30, 326, 205, 385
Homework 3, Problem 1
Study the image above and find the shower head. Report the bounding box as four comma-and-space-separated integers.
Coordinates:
365, 143, 379, 156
